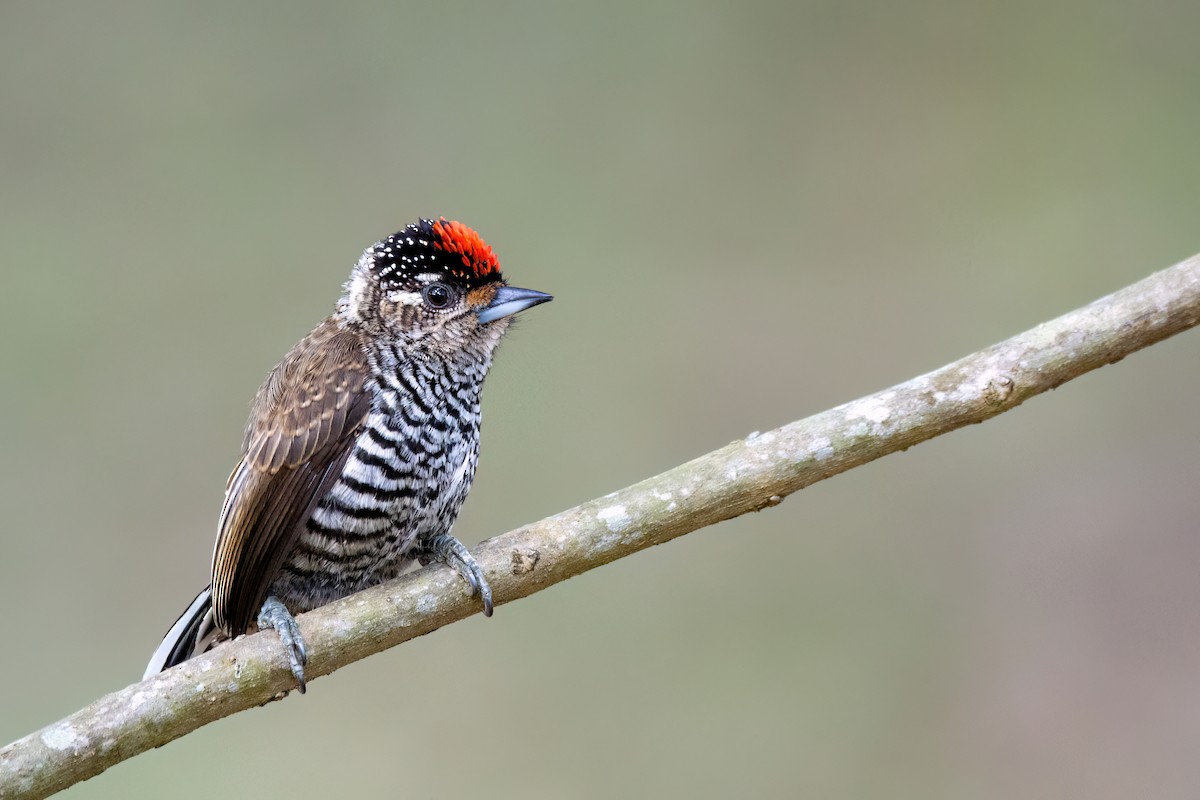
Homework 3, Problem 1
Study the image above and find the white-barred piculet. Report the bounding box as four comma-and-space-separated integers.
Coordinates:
145, 218, 551, 691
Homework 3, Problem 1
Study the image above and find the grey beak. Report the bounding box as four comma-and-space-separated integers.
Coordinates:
477, 285, 553, 324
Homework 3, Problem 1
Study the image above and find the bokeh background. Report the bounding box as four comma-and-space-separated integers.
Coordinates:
3, 2, 1199, 798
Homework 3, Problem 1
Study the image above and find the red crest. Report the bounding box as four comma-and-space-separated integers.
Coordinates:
432, 219, 501, 278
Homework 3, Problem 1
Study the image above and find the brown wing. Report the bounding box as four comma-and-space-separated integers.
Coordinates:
210, 317, 372, 635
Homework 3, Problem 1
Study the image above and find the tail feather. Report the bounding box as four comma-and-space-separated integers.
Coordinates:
143, 586, 220, 680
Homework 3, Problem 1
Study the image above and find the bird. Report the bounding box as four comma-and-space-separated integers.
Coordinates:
144, 218, 552, 692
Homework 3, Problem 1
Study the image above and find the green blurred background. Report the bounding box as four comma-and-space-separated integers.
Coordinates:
3, 2, 1199, 797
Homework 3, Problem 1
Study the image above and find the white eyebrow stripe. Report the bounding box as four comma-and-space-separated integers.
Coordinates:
416, 273, 442, 283
388, 290, 422, 304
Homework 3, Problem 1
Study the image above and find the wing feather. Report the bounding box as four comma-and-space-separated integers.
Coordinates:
210, 319, 372, 635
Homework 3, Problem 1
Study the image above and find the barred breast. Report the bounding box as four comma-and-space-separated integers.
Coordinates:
270, 355, 485, 612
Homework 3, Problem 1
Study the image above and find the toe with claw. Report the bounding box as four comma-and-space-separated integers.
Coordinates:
417, 533, 494, 617
257, 596, 308, 693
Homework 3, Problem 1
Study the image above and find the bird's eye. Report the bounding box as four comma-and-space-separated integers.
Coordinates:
422, 282, 454, 310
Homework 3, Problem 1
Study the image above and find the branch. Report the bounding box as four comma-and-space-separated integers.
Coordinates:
4, 253, 1200, 799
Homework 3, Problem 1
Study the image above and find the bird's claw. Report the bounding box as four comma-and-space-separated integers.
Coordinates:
258, 596, 308, 693
420, 534, 494, 617
462, 558, 494, 617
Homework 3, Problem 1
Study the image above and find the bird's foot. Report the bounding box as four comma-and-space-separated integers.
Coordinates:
257, 596, 308, 693
418, 534, 493, 617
